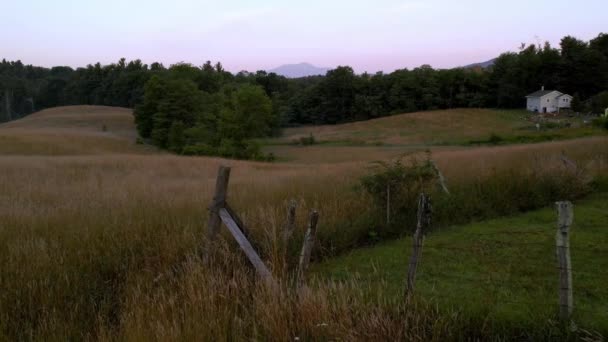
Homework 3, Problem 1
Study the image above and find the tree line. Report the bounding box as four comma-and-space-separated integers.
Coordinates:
1, 33, 607, 158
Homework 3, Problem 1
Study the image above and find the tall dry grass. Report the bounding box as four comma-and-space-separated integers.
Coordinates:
1, 106, 607, 339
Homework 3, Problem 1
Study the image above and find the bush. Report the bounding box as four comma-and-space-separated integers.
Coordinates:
488, 133, 503, 145
592, 116, 608, 130
182, 143, 217, 156
349, 155, 592, 249
359, 155, 438, 238
293, 133, 316, 146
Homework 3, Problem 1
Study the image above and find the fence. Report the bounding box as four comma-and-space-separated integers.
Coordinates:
405, 193, 607, 323
206, 165, 605, 324
206, 165, 320, 288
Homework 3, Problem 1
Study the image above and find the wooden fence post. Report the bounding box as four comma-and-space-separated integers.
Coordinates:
207, 166, 231, 241
386, 183, 391, 224
283, 199, 297, 246
297, 211, 319, 285
555, 201, 573, 321
406, 193, 431, 295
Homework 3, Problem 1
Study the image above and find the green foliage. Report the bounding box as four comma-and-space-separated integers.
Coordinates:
2, 31, 608, 127
293, 133, 316, 146
488, 133, 503, 145
133, 72, 276, 160
592, 116, 608, 130
360, 156, 438, 237
315, 193, 608, 334
352, 157, 592, 248
168, 121, 186, 152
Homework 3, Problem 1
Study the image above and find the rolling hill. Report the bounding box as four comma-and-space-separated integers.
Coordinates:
0, 106, 157, 155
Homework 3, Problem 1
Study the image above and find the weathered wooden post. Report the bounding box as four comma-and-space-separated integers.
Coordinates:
207, 166, 231, 241
297, 211, 319, 285
386, 183, 391, 224
283, 199, 297, 246
555, 201, 573, 321
406, 193, 431, 295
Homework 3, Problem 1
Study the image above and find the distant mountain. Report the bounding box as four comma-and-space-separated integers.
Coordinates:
268, 63, 330, 78
463, 58, 496, 69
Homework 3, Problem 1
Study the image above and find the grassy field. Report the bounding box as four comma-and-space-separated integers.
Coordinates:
314, 192, 608, 332
263, 108, 604, 162
0, 106, 607, 340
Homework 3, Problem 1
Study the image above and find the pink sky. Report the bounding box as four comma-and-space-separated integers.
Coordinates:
2, 0, 606, 73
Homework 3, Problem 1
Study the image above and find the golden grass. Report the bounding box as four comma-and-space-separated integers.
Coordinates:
280, 108, 532, 145
1, 106, 607, 339
0, 106, 157, 155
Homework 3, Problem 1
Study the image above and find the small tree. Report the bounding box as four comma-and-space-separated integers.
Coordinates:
360, 154, 438, 236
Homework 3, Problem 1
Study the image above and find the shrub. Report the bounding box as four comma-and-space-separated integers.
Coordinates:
592, 116, 608, 130
181, 143, 217, 156
359, 155, 438, 238
488, 133, 503, 145
349, 155, 592, 249
293, 133, 316, 146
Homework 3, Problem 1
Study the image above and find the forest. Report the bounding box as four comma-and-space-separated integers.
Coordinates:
1, 33, 607, 158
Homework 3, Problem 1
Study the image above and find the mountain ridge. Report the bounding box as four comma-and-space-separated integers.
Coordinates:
268, 62, 330, 78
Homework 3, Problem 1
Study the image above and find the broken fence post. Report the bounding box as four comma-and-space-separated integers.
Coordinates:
297, 210, 319, 285
386, 183, 391, 225
283, 199, 297, 246
555, 201, 573, 322
406, 193, 431, 295
207, 165, 231, 241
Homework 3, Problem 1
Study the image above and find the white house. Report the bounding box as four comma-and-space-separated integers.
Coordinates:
525, 87, 573, 113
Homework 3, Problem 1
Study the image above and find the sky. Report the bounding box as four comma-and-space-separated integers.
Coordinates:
1, 0, 606, 73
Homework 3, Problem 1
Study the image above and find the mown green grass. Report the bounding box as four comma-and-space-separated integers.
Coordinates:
313, 192, 608, 333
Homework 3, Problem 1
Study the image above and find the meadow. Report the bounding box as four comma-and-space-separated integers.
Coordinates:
0, 106, 607, 340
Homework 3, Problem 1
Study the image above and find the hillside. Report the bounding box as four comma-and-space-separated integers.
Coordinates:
0, 106, 157, 155
266, 108, 602, 163
0, 105, 606, 339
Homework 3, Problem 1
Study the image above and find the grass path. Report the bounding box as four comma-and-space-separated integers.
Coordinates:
313, 192, 608, 333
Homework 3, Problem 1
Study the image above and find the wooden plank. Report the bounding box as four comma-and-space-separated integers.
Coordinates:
555, 201, 573, 321
297, 211, 319, 285
406, 193, 431, 295
219, 208, 275, 285
207, 166, 231, 241
225, 202, 250, 238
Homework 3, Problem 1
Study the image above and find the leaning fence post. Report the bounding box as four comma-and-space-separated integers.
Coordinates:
207, 166, 231, 241
555, 201, 573, 322
297, 211, 319, 285
406, 193, 431, 295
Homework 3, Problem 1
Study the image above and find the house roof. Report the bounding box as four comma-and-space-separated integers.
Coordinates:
526, 90, 561, 98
